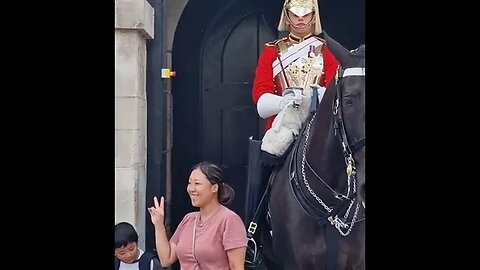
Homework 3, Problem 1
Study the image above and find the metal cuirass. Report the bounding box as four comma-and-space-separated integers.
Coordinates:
274, 39, 324, 95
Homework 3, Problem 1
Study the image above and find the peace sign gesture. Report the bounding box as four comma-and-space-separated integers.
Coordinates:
148, 196, 165, 227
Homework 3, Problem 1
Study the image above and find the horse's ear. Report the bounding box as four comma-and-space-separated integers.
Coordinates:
323, 31, 351, 66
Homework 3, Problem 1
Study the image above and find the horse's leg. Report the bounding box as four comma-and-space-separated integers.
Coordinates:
270, 166, 300, 269
297, 236, 327, 270
257, 217, 281, 270
337, 223, 365, 270
349, 228, 366, 270
281, 176, 330, 269
352, 255, 365, 270
270, 165, 328, 270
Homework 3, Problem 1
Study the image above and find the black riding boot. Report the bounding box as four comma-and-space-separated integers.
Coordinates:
245, 137, 273, 269
246, 137, 266, 224
245, 137, 277, 225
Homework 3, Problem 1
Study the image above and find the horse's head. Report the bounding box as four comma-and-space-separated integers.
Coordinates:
324, 32, 366, 205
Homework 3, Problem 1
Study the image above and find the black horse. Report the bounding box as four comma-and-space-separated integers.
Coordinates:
267, 33, 365, 270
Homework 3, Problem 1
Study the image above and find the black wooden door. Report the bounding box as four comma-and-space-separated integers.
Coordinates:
200, 1, 278, 219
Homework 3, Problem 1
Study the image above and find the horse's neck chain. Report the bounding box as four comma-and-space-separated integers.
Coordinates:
301, 112, 333, 213
331, 200, 361, 236
300, 112, 362, 236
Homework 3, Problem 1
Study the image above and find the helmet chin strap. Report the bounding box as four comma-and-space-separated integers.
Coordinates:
285, 14, 314, 34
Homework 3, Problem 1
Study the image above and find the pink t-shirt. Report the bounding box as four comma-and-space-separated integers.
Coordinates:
170, 205, 247, 270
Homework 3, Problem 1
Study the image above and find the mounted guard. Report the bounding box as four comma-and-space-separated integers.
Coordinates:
245, 0, 341, 267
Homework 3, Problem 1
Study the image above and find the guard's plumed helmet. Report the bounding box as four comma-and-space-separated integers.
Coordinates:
278, 0, 322, 35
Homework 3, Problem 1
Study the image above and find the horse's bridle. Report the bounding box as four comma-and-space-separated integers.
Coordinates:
333, 67, 366, 153
289, 65, 366, 236
332, 66, 366, 201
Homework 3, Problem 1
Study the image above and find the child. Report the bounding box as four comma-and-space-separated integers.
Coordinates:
114, 222, 161, 270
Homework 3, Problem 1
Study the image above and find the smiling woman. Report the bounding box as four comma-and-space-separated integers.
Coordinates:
148, 161, 247, 270
188, 162, 235, 209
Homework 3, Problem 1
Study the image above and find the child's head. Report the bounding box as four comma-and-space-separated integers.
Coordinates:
114, 222, 140, 263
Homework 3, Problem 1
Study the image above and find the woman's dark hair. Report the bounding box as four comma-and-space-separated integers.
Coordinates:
114, 222, 139, 249
192, 161, 235, 206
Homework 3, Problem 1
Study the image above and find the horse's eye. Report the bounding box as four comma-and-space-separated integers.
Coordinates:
344, 98, 353, 106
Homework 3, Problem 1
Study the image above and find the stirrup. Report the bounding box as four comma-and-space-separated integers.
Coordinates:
245, 236, 259, 265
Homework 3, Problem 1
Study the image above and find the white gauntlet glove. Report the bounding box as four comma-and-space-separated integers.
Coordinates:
257, 89, 305, 119
279, 89, 303, 110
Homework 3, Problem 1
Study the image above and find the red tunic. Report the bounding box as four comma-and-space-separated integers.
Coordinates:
252, 35, 340, 130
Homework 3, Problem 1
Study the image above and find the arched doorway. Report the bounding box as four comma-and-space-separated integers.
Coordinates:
171, 0, 283, 236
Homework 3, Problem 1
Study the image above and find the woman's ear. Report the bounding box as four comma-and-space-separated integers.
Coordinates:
211, 183, 219, 193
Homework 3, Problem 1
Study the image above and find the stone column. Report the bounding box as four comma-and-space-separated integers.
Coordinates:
115, 0, 154, 249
